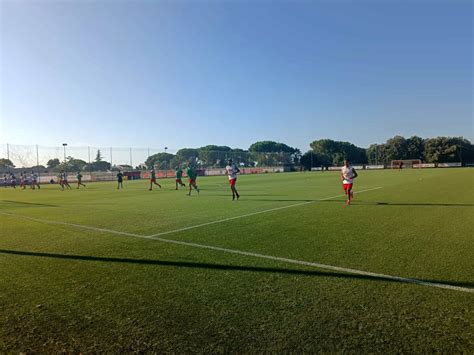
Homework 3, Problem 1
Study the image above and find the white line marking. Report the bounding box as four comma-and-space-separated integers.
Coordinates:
148, 187, 382, 237
3, 187, 472, 293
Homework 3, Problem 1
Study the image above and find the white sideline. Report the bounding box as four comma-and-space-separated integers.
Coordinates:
1, 187, 472, 293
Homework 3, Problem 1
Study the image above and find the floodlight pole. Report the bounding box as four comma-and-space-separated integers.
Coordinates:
130, 148, 133, 169
110, 147, 113, 168
6, 143, 9, 162
36, 144, 40, 183
62, 143, 67, 174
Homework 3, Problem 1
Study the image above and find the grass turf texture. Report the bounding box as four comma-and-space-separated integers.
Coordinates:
0, 169, 473, 352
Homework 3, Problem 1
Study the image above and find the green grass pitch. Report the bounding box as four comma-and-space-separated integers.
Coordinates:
1, 168, 473, 352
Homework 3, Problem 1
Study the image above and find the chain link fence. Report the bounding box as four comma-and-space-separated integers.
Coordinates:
1, 143, 297, 173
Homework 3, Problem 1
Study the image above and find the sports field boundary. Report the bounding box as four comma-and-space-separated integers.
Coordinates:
2, 187, 473, 293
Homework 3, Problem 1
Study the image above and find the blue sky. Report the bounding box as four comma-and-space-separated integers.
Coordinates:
1, 0, 472, 153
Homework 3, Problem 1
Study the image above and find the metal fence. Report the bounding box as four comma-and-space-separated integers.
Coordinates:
0, 144, 297, 172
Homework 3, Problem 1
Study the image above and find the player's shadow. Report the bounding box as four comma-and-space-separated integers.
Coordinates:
1, 249, 472, 289
0, 200, 59, 208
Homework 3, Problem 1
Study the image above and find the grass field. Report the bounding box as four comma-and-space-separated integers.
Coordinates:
1, 168, 473, 352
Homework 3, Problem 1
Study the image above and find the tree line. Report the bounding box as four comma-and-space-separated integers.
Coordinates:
144, 136, 473, 170
1, 136, 472, 171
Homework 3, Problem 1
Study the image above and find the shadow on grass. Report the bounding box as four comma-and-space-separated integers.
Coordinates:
0, 200, 59, 208
1, 249, 472, 289
248, 199, 474, 207
212, 194, 285, 197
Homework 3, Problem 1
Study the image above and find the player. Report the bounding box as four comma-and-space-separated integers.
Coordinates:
20, 172, 27, 190
149, 168, 161, 191
31, 172, 40, 190
340, 159, 358, 205
61, 170, 72, 190
186, 164, 200, 196
225, 159, 240, 200
76, 171, 86, 189
175, 166, 186, 190
10, 173, 16, 189
57, 172, 64, 190
117, 171, 124, 189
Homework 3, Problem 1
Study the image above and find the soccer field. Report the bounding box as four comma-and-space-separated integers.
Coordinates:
1, 168, 473, 352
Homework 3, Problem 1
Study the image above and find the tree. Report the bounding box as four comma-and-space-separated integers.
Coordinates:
424, 137, 464, 163
300, 151, 321, 170
366, 144, 380, 164
406, 136, 425, 160
53, 157, 87, 172
460, 138, 474, 164
176, 148, 200, 165
95, 149, 103, 162
249, 141, 297, 154
0, 158, 15, 168
229, 148, 252, 167
197, 145, 232, 167
309, 139, 367, 166
292, 149, 302, 165
85, 161, 111, 171
384, 136, 408, 161
145, 152, 175, 169
249, 141, 298, 166
68, 158, 87, 172
47, 158, 61, 169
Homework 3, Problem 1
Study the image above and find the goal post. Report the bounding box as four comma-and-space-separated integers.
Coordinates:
390, 159, 422, 169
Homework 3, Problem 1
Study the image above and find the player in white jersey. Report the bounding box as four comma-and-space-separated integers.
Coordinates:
60, 170, 72, 190
20, 172, 27, 189
340, 159, 358, 205
31, 173, 40, 190
225, 159, 240, 200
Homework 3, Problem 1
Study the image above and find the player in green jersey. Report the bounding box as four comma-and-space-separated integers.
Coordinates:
186, 165, 200, 196
175, 166, 186, 190
149, 168, 162, 191
76, 172, 86, 189
117, 171, 124, 189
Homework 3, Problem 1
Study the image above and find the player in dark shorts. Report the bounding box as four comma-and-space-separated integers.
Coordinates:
225, 159, 240, 200
31, 173, 40, 189
10, 173, 16, 188
149, 168, 161, 191
117, 171, 124, 189
175, 167, 186, 190
186, 165, 200, 196
76, 172, 86, 189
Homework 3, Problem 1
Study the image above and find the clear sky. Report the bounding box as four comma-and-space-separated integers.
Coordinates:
1, 0, 472, 153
